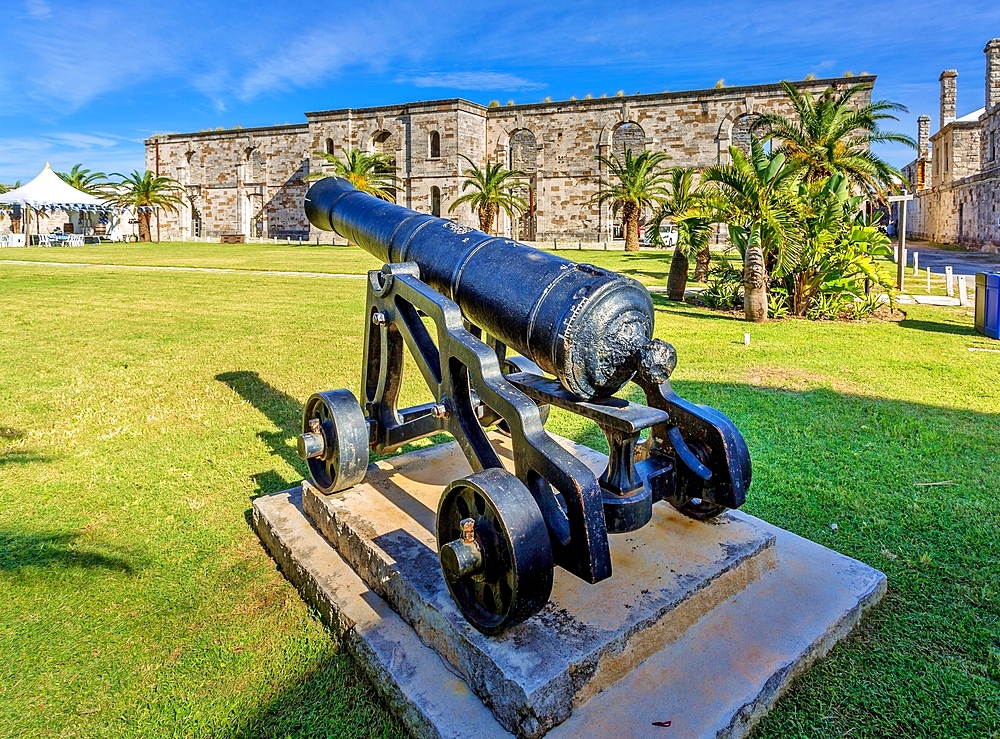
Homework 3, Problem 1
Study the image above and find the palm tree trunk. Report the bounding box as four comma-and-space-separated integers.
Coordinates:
665, 246, 689, 300
138, 212, 151, 242
743, 245, 769, 322
623, 202, 640, 252
478, 204, 495, 234
693, 245, 712, 282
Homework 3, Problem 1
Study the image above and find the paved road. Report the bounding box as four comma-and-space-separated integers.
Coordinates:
903, 243, 1000, 277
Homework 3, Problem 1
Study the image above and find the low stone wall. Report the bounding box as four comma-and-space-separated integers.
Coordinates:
908, 167, 1000, 253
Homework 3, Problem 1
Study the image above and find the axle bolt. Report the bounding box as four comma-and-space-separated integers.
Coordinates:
432, 403, 449, 419
461, 518, 476, 543
440, 517, 483, 582
372, 311, 387, 325
297, 419, 326, 460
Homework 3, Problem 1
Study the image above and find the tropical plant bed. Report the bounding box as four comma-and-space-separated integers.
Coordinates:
688, 291, 907, 324
1, 258, 997, 739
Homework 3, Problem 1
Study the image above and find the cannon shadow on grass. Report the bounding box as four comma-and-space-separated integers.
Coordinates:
897, 318, 979, 336
216, 370, 308, 498
0, 531, 134, 574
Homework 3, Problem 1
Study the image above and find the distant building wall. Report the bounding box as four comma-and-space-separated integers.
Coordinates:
146, 76, 874, 242
905, 39, 1000, 253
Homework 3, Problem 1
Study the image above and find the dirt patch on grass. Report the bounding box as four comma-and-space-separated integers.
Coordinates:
743, 367, 858, 393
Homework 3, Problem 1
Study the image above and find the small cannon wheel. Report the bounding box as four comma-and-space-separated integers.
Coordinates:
665, 436, 726, 521
437, 469, 553, 635
301, 390, 369, 494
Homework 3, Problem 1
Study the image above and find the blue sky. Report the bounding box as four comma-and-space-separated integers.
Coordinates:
1, 0, 998, 183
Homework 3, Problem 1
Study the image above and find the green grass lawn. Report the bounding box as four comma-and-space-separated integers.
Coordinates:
1, 253, 998, 738
0, 241, 695, 288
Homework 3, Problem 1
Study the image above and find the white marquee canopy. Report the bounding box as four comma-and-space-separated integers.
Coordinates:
0, 163, 107, 210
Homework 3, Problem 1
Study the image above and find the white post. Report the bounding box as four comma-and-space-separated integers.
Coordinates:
958, 276, 970, 307
946, 266, 954, 297
926, 267, 932, 293
913, 251, 919, 275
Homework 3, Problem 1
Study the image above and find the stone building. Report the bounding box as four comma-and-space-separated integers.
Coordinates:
902, 39, 1000, 252
144, 76, 872, 242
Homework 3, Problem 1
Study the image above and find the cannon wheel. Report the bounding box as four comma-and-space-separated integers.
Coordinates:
665, 436, 727, 521
437, 468, 553, 635
302, 390, 369, 494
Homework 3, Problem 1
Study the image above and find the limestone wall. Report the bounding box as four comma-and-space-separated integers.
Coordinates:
145, 77, 873, 242
908, 169, 1000, 252
147, 125, 311, 239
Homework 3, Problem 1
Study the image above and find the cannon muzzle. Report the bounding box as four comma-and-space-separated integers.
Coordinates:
305, 177, 668, 400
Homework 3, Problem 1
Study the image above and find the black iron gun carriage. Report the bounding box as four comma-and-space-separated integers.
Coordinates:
297, 178, 752, 635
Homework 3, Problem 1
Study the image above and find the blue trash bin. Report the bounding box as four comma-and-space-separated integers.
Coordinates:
986, 273, 1000, 340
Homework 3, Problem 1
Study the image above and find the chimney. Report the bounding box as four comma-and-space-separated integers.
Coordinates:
986, 38, 1000, 111
918, 115, 930, 158
940, 69, 958, 128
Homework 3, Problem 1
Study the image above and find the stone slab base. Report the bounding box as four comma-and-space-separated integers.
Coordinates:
302, 433, 777, 737
252, 439, 885, 739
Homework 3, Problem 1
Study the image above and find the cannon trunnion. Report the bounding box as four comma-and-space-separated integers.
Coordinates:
298, 178, 752, 634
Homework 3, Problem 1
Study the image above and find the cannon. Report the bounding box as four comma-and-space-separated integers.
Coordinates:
298, 177, 752, 634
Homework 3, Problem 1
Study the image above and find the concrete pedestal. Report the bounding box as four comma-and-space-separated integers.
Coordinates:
252, 434, 885, 739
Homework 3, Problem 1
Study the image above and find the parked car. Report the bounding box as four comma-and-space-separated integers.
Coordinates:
642, 223, 679, 247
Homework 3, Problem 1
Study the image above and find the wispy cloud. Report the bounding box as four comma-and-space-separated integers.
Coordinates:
406, 71, 544, 91
25, 0, 51, 18
0, 132, 143, 182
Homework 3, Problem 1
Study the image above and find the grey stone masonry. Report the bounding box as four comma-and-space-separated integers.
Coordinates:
145, 76, 872, 242
918, 115, 931, 158
986, 39, 1000, 111
940, 70, 958, 128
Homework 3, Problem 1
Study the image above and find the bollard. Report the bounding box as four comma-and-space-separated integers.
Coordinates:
604, 240, 608, 250
946, 266, 954, 297
926, 267, 932, 293
578, 239, 582, 250
913, 251, 919, 276
553, 238, 557, 250
958, 275, 970, 307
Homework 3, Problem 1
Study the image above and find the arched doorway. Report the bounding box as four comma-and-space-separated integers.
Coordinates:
609, 122, 646, 239
509, 129, 537, 240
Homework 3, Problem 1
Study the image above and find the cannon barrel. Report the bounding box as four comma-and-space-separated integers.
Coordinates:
305, 177, 666, 400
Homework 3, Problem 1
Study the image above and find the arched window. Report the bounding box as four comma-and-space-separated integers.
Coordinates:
429, 131, 441, 158
430, 186, 441, 217
247, 148, 265, 182
730, 115, 756, 156
373, 131, 397, 201
509, 129, 537, 173
325, 137, 335, 155
612, 122, 645, 159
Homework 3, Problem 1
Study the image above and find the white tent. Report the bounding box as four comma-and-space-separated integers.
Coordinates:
0, 164, 110, 244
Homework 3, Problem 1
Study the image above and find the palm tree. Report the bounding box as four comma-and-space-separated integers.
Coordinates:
448, 155, 529, 234
109, 170, 185, 242
651, 168, 715, 300
703, 139, 803, 323
749, 81, 916, 194
306, 147, 398, 202
593, 149, 671, 251
57, 164, 109, 196
1, 181, 22, 232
